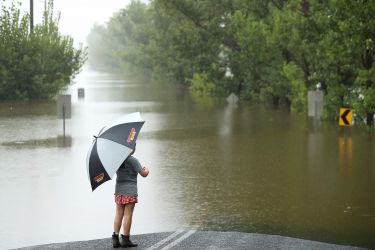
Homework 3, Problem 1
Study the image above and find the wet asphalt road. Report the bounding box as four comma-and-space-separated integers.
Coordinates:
15, 231, 366, 250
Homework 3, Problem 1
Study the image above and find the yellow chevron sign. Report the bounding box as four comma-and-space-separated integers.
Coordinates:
339, 108, 353, 126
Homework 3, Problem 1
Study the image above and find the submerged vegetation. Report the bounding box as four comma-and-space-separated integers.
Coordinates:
0, 0, 86, 100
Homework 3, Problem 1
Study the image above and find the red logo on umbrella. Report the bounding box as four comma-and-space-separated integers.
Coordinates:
127, 128, 136, 143
94, 173, 105, 183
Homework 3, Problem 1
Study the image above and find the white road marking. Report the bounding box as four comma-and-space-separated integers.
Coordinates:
160, 230, 197, 250
145, 230, 185, 250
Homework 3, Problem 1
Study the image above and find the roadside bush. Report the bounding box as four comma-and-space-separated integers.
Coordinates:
0, 0, 86, 100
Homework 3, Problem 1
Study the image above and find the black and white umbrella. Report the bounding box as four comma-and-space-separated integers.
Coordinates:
86, 112, 145, 191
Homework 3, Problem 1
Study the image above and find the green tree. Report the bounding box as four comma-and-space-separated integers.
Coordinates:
0, 0, 86, 100
86, 0, 375, 126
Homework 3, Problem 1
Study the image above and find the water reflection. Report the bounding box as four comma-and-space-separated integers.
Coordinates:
338, 134, 353, 177
0, 101, 56, 117
1, 136, 72, 149
218, 104, 237, 137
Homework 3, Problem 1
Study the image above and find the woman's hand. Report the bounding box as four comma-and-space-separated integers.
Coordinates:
140, 166, 149, 177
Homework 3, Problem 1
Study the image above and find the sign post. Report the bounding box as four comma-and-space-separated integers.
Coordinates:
30, 0, 34, 33
308, 91, 323, 119
338, 108, 353, 172
57, 95, 71, 138
226, 93, 239, 104
339, 108, 353, 126
78, 88, 85, 98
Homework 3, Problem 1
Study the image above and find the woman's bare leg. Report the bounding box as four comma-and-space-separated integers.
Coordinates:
114, 203, 125, 234
122, 203, 135, 236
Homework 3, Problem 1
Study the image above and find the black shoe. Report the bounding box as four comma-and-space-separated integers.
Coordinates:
121, 234, 138, 248
112, 233, 121, 248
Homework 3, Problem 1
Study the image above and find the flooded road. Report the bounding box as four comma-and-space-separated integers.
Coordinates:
0, 67, 374, 249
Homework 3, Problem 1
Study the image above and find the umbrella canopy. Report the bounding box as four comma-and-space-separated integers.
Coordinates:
86, 112, 145, 191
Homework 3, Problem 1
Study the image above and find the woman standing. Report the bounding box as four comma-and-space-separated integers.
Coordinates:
112, 144, 149, 248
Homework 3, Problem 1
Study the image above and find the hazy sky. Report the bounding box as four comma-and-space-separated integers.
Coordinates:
1, 0, 135, 46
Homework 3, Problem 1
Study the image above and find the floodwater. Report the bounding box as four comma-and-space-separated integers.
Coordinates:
0, 66, 374, 249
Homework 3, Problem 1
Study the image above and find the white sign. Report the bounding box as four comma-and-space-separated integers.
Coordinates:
57, 95, 71, 119
308, 91, 323, 118
226, 93, 239, 104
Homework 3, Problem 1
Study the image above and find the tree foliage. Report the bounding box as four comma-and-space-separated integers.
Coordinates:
0, 0, 86, 100
87, 0, 375, 125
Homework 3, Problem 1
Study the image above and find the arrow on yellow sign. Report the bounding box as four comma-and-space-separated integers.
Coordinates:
339, 108, 353, 126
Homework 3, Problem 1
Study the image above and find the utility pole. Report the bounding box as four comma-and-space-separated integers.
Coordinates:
30, 0, 34, 33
